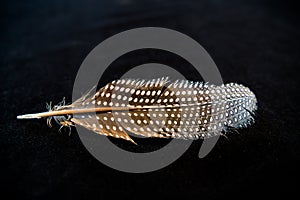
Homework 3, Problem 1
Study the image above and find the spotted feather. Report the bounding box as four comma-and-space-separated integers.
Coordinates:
17, 77, 257, 143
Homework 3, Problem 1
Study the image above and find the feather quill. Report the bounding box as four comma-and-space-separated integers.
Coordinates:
17, 77, 257, 143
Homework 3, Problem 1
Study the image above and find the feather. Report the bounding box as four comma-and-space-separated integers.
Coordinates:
17, 77, 258, 144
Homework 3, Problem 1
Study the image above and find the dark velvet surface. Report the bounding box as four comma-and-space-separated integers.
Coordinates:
1, 0, 299, 199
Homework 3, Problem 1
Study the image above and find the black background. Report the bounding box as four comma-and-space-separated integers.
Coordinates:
1, 0, 299, 199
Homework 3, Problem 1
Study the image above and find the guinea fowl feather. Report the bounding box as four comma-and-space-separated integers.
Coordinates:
17, 77, 257, 144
